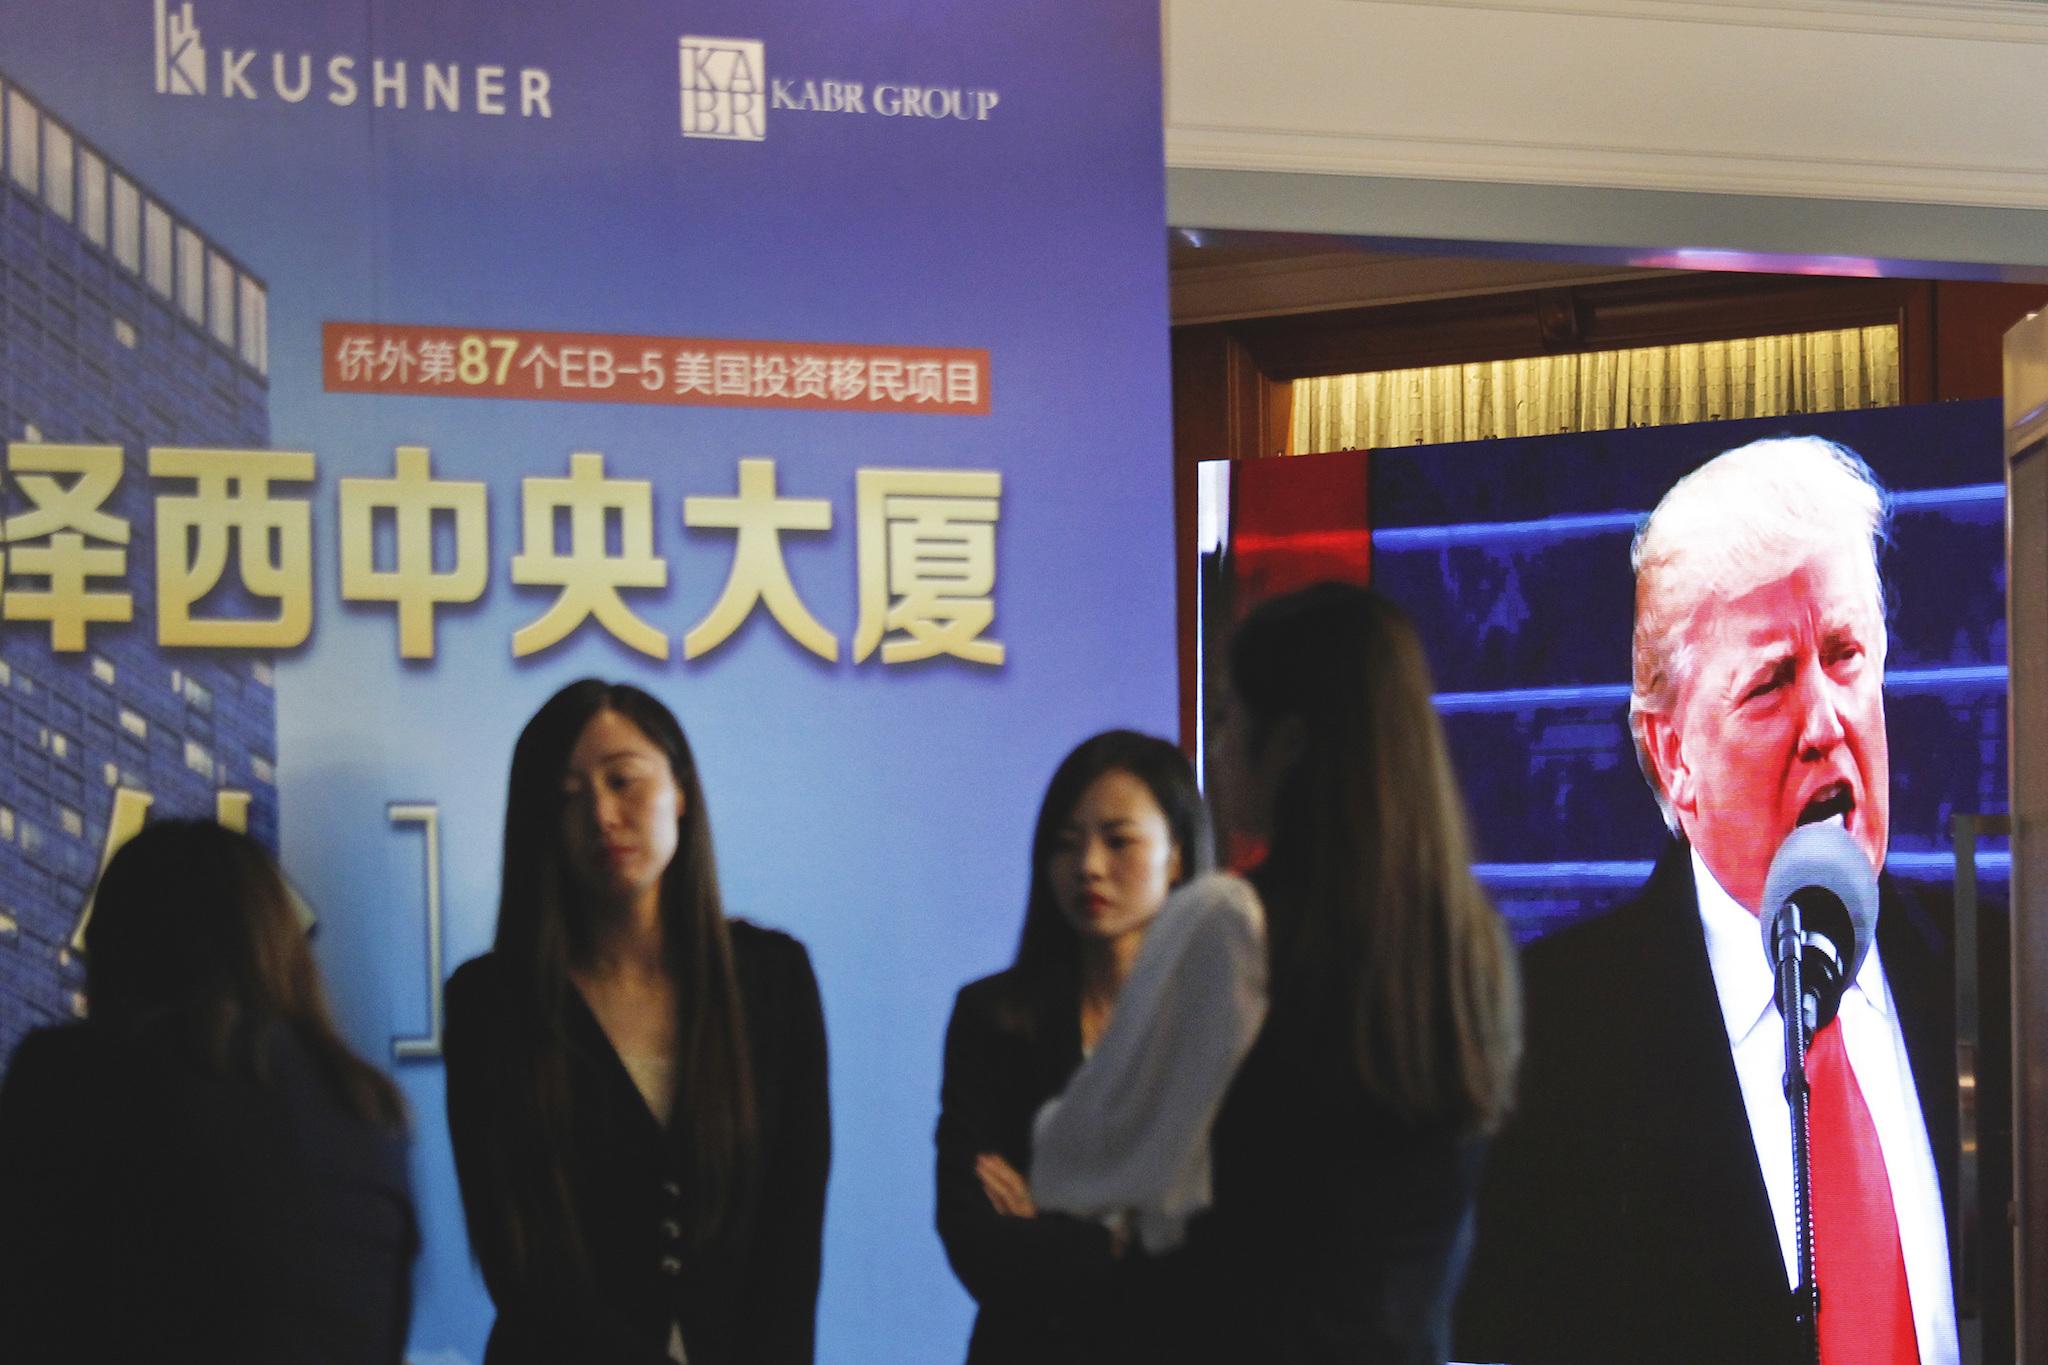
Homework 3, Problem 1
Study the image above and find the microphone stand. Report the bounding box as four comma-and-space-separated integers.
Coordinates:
1772, 902, 1822, 1365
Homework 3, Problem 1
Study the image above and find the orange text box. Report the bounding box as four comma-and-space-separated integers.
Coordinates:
323, 322, 990, 415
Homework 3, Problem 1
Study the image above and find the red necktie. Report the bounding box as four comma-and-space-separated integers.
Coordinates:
1807, 1016, 1920, 1364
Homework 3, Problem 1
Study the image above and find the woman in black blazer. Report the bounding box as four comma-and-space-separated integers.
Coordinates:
1182, 583, 1523, 1363
444, 679, 829, 1365
934, 730, 1210, 1365
0, 819, 418, 1365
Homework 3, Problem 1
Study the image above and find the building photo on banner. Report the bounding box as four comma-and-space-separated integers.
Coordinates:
0, 1, 1173, 1361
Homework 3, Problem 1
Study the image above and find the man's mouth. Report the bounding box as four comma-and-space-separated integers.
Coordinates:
1796, 782, 1855, 828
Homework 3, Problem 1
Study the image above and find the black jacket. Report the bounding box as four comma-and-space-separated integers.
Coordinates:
935, 963, 1149, 1365
1454, 840, 1960, 1365
444, 922, 829, 1365
1174, 985, 1487, 1363
0, 1018, 418, 1365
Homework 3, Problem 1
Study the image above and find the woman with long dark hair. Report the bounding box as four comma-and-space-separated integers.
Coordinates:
0, 819, 417, 1363
444, 679, 829, 1365
1191, 581, 1522, 1362
934, 729, 1214, 1364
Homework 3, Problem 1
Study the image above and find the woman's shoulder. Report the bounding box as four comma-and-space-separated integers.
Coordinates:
949, 962, 1071, 1038
6, 1020, 92, 1067
5, 1020, 183, 1091
727, 917, 813, 974
2, 1022, 117, 1098
726, 919, 824, 1015
725, 923, 829, 1078
2, 1024, 183, 1146
444, 950, 521, 1026
0, 1024, 143, 1204
953, 963, 1032, 1011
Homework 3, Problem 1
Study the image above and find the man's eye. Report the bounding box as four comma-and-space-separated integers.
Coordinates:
1744, 660, 1796, 703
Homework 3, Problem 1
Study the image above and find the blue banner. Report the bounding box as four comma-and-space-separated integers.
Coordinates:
0, 2, 1173, 1358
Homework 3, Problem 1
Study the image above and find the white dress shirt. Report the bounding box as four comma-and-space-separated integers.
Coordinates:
1694, 850, 1959, 1365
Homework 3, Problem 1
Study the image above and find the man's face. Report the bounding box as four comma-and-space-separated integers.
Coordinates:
1641, 541, 1890, 913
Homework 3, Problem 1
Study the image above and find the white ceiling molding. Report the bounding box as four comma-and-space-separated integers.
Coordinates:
1165, 0, 2048, 209
1381, 0, 2048, 45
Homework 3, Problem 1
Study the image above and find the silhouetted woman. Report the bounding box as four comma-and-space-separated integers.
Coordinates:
935, 729, 1214, 1365
1189, 582, 1522, 1362
0, 819, 417, 1364
444, 679, 829, 1365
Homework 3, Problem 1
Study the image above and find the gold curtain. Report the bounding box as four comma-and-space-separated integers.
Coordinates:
1289, 324, 1901, 453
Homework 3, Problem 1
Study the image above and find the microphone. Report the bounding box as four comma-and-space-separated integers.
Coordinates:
1759, 820, 1878, 1039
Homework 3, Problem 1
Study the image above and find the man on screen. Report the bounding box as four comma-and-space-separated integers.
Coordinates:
1454, 436, 1960, 1365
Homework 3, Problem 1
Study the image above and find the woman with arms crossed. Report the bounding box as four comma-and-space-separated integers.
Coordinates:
445, 679, 829, 1365
934, 730, 1212, 1364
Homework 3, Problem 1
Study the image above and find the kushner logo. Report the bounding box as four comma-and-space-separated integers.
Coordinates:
679, 36, 765, 141
146, 0, 553, 118
154, 0, 206, 95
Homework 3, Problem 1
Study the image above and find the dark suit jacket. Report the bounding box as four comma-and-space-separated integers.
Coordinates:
444, 922, 830, 1365
935, 963, 1147, 1365
1453, 840, 1958, 1365
1163, 898, 1487, 1365
0, 1018, 418, 1365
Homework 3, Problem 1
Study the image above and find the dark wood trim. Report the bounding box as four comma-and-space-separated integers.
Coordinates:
1931, 281, 2048, 402
1171, 324, 1278, 462
1223, 273, 1934, 384
1171, 326, 1289, 749
1901, 282, 1937, 406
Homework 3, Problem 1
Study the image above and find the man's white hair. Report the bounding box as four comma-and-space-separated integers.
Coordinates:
1627, 435, 1891, 827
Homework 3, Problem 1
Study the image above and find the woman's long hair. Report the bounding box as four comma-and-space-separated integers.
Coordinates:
1230, 583, 1520, 1134
1012, 729, 1214, 974
483, 679, 755, 1280
83, 818, 405, 1129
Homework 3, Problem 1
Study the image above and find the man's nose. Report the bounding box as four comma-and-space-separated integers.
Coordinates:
1796, 666, 1847, 756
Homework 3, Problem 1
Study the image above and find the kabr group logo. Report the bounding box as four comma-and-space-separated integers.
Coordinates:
674, 32, 999, 145
679, 36, 764, 142
154, 0, 206, 95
